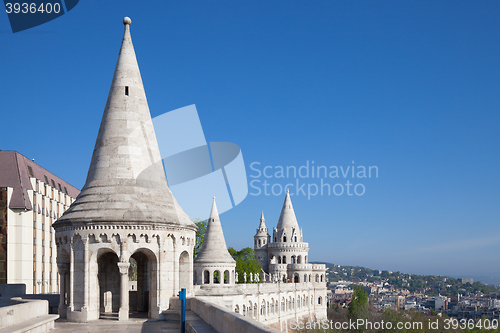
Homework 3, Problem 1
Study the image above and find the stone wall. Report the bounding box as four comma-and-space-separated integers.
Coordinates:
0, 297, 58, 332
190, 297, 281, 333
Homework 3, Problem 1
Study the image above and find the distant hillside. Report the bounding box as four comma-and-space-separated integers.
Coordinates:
311, 262, 500, 296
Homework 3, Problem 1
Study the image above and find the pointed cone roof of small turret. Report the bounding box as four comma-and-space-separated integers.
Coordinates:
195, 198, 236, 264
276, 189, 299, 231
255, 211, 268, 236
55, 18, 194, 229
259, 211, 266, 228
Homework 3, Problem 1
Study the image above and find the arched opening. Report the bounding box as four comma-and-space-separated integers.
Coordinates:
283, 235, 287, 242
303, 274, 307, 282
243, 305, 246, 316
320, 274, 323, 282
203, 270, 210, 284
297, 255, 302, 264
282, 256, 286, 264
318, 297, 322, 305
179, 251, 191, 291
214, 270, 220, 284
224, 270, 229, 284
258, 239, 261, 246
98, 251, 120, 317
294, 274, 299, 283
315, 274, 319, 282
278, 256, 281, 264
129, 249, 158, 318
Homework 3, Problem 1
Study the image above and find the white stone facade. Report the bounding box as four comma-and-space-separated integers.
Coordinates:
0, 151, 79, 294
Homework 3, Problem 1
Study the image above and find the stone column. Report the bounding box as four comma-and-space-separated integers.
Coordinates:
68, 241, 74, 311
57, 264, 68, 318
81, 236, 89, 311
118, 262, 130, 321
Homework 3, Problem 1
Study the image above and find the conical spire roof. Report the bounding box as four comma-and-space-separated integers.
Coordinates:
276, 189, 299, 231
255, 211, 268, 236
194, 198, 235, 264
55, 18, 194, 228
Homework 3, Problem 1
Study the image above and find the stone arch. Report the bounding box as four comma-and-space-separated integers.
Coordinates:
97, 249, 120, 316
291, 255, 296, 264
294, 273, 299, 283
224, 270, 229, 284
297, 255, 302, 264
179, 251, 191, 291
318, 296, 322, 305
320, 274, 323, 282
214, 270, 221, 284
235, 304, 239, 313
203, 270, 209, 284
130, 248, 158, 318
315, 274, 319, 282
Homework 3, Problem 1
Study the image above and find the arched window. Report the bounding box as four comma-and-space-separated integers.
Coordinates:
263, 239, 266, 244
318, 297, 322, 305
297, 255, 302, 264
294, 236, 297, 242
278, 256, 281, 264
235, 305, 239, 313
282, 256, 286, 264
283, 235, 287, 242
320, 274, 323, 282
204, 270, 210, 284
315, 274, 319, 282
258, 239, 261, 246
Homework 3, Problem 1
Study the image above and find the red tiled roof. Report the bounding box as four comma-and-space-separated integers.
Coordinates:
0, 151, 80, 210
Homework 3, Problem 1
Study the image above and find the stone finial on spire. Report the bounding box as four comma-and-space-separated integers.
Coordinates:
123, 17, 131, 25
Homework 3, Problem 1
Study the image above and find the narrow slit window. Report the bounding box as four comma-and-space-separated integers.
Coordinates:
125, 86, 129, 96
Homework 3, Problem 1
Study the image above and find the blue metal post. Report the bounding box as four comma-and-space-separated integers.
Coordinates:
179, 288, 186, 333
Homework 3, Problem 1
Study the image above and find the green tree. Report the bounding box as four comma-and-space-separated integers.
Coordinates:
348, 285, 368, 324
228, 247, 262, 283
193, 218, 207, 259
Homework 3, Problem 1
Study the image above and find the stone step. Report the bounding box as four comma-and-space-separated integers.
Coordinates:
161, 310, 180, 322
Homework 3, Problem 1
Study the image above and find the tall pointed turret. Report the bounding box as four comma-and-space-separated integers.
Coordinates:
55, 17, 193, 227
195, 198, 235, 264
255, 211, 268, 236
276, 189, 299, 230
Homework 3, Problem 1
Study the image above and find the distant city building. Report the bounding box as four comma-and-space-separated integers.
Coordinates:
0, 151, 79, 293
462, 278, 473, 284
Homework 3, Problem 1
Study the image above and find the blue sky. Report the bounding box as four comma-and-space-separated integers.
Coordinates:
1, 1, 499, 282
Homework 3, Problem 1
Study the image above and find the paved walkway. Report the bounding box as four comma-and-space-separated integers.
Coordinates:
51, 318, 179, 333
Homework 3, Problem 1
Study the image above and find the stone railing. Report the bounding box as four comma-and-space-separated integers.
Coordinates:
190, 297, 281, 333
0, 297, 59, 333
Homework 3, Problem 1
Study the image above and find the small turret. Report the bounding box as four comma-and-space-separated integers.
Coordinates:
194, 198, 236, 285
254, 211, 270, 271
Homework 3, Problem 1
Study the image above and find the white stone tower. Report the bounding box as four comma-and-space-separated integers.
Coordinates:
53, 17, 196, 322
253, 211, 270, 272
194, 198, 236, 286
258, 189, 319, 283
